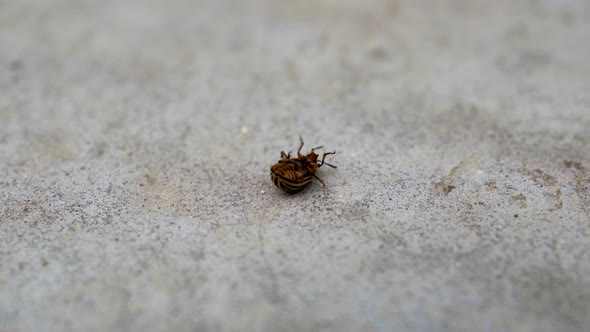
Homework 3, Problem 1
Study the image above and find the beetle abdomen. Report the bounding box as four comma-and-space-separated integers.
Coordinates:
270, 165, 313, 194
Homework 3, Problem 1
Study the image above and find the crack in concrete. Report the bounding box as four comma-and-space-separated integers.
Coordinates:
257, 221, 280, 304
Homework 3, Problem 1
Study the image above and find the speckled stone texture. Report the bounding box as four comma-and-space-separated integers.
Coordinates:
1, 1, 589, 331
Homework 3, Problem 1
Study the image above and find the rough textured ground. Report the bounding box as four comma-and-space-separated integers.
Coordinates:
1, 1, 590, 331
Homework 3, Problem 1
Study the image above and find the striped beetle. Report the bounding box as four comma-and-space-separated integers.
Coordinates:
270, 136, 337, 194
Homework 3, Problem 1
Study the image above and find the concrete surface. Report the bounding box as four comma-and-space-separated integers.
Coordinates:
1, 0, 590, 331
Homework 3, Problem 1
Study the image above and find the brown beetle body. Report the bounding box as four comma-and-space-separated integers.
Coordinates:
270, 136, 336, 194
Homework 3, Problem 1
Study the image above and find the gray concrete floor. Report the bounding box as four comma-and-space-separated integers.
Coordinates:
1, 1, 590, 331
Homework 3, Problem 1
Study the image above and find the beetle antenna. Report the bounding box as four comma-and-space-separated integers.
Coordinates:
312, 145, 323, 150
321, 162, 337, 168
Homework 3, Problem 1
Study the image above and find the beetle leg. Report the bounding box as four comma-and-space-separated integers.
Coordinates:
280, 150, 290, 159
321, 162, 337, 168
311, 145, 323, 153
297, 135, 304, 156
313, 174, 326, 186
319, 151, 336, 167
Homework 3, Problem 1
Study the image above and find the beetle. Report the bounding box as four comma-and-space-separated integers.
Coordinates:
270, 136, 337, 194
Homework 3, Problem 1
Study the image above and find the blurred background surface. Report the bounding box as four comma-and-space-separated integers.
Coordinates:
1, 1, 589, 331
